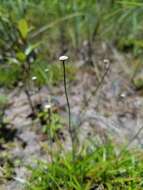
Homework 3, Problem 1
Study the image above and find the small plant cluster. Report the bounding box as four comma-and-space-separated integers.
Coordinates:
38, 106, 63, 140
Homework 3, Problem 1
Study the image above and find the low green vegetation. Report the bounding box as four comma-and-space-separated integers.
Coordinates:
0, 95, 8, 109
0, 152, 15, 182
0, 60, 76, 88
38, 109, 63, 139
0, 0, 143, 53
26, 142, 143, 190
31, 61, 77, 87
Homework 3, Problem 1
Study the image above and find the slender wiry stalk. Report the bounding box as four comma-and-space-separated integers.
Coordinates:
24, 85, 36, 116
22, 62, 36, 116
47, 107, 53, 163
93, 60, 111, 96
118, 125, 143, 159
62, 60, 74, 161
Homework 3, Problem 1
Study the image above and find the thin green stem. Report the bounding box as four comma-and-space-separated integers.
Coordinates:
48, 108, 53, 163
62, 61, 74, 161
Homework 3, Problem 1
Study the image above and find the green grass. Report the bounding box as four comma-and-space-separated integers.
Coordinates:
31, 61, 77, 87
25, 143, 143, 190
1, 0, 143, 54
0, 60, 76, 88
0, 66, 21, 88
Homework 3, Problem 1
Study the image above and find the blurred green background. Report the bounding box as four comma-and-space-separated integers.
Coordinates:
0, 0, 143, 87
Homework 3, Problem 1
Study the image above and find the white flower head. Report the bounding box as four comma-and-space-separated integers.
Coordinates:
44, 104, 51, 111
59, 55, 69, 61
103, 59, 110, 69
45, 68, 49, 72
103, 59, 109, 64
32, 76, 37, 81
120, 92, 126, 99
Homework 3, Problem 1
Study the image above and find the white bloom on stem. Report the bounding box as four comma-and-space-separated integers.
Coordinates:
59, 55, 69, 61
103, 59, 110, 69
32, 76, 37, 81
44, 104, 51, 111
103, 59, 109, 64
120, 92, 126, 99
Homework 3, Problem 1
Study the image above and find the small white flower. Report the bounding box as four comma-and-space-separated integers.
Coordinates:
103, 59, 110, 69
59, 55, 69, 61
120, 92, 126, 99
45, 68, 49, 72
32, 76, 37, 81
103, 59, 109, 64
44, 104, 51, 111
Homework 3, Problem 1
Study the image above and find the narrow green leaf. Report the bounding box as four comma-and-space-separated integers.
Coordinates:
18, 19, 29, 39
